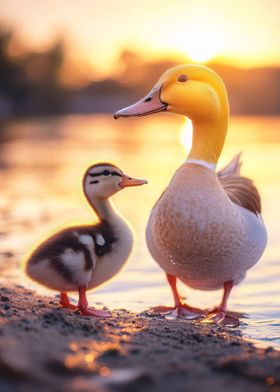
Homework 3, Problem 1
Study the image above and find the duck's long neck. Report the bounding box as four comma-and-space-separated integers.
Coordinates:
89, 197, 119, 222
187, 104, 228, 165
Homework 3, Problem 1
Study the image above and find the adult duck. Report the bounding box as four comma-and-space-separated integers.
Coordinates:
24, 163, 147, 317
114, 65, 267, 326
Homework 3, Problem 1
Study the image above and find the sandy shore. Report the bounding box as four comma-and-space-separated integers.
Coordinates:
0, 285, 279, 392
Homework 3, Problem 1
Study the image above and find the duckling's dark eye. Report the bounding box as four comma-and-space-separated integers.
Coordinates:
178, 75, 189, 82
102, 170, 111, 176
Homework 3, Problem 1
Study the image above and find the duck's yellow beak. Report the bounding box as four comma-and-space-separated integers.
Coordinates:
114, 85, 167, 119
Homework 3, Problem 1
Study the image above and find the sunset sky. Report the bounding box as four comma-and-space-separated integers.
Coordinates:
0, 0, 280, 76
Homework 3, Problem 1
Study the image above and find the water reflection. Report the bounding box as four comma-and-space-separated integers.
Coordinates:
0, 114, 279, 348
180, 118, 193, 154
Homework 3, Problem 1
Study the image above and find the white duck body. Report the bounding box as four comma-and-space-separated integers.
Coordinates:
146, 162, 267, 291
115, 65, 267, 322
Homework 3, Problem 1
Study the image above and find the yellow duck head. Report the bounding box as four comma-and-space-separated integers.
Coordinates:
114, 65, 229, 164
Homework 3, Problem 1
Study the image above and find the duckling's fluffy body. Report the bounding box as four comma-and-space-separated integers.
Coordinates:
26, 218, 133, 292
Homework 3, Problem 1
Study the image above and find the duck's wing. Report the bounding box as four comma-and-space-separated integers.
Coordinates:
87, 220, 117, 257
26, 221, 118, 287
27, 227, 97, 271
218, 153, 261, 215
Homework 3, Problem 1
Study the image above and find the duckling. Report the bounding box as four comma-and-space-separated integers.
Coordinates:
114, 65, 267, 326
24, 163, 147, 317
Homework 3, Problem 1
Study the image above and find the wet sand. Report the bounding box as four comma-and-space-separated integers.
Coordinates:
0, 285, 279, 392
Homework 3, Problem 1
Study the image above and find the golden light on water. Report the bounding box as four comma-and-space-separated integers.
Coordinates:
1, 115, 280, 348
180, 119, 193, 154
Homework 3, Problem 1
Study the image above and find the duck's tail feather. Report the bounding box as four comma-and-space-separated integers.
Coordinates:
217, 152, 261, 215
219, 176, 261, 215
217, 152, 242, 178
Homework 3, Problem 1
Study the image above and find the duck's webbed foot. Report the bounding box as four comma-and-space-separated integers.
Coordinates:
148, 273, 204, 319
60, 292, 77, 310
148, 303, 204, 320
78, 287, 111, 318
201, 281, 240, 328
202, 308, 240, 328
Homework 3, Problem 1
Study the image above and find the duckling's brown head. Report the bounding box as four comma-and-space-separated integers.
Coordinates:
83, 163, 147, 201
114, 64, 229, 124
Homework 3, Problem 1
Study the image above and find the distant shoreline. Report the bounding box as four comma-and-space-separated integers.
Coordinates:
0, 284, 279, 392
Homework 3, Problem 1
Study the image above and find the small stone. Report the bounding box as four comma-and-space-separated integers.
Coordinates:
1, 296, 10, 302
230, 341, 240, 346
265, 346, 274, 354
129, 348, 140, 354
100, 347, 120, 358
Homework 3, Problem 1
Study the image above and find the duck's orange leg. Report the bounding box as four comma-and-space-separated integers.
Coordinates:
203, 281, 240, 327
78, 287, 111, 318
60, 292, 77, 310
149, 273, 204, 319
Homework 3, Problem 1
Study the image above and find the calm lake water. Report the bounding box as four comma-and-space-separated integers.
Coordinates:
0, 114, 279, 349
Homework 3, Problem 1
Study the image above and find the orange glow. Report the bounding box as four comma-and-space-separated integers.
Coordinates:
99, 366, 111, 377
164, 14, 223, 63
266, 377, 275, 385
180, 119, 193, 155
0, 0, 280, 77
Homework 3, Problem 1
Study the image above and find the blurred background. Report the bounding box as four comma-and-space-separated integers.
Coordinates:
0, 0, 280, 117
0, 0, 280, 348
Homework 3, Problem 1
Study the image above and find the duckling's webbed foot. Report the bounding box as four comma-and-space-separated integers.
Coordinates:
78, 287, 111, 318
60, 292, 77, 310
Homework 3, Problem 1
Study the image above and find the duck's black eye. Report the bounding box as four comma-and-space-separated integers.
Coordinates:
103, 170, 111, 176
178, 74, 189, 82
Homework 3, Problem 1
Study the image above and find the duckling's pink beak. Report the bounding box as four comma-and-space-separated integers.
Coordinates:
114, 85, 167, 119
118, 174, 148, 188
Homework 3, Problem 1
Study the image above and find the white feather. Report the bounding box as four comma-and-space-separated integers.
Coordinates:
96, 233, 105, 246
78, 234, 96, 268
186, 158, 216, 171
60, 249, 92, 287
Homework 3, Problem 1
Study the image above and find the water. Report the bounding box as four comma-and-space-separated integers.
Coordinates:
0, 114, 279, 349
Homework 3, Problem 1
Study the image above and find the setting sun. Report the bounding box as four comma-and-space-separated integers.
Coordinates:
165, 16, 223, 64
184, 30, 220, 62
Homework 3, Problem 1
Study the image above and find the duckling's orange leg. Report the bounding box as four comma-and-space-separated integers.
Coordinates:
149, 274, 204, 319
60, 292, 77, 310
203, 281, 240, 327
78, 287, 111, 318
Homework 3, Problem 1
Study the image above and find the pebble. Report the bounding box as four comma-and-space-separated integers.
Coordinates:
265, 346, 274, 354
